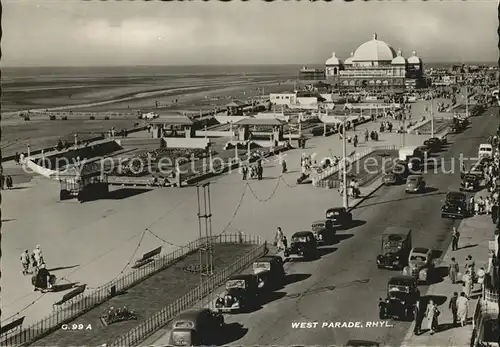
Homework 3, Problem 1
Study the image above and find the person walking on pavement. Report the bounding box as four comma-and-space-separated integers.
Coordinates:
6, 175, 13, 190
452, 227, 460, 251
33, 245, 44, 267
449, 257, 459, 284
449, 292, 459, 326
275, 227, 284, 251
465, 255, 476, 282
281, 159, 287, 174
457, 292, 469, 326
241, 165, 248, 180
463, 271, 473, 298
257, 162, 263, 181
413, 299, 424, 335
20, 249, 30, 275
425, 299, 439, 335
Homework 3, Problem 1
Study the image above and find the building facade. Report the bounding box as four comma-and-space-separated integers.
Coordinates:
325, 33, 424, 90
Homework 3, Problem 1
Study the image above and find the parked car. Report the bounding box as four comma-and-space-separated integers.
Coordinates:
284, 231, 318, 260
403, 247, 434, 283
169, 308, 224, 346
325, 207, 352, 227
460, 173, 481, 192
252, 255, 286, 290
311, 219, 335, 245
376, 227, 412, 270
214, 274, 260, 313
423, 137, 442, 152
379, 276, 420, 321
441, 191, 467, 218
405, 175, 426, 193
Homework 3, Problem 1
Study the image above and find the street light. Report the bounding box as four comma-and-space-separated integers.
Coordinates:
340, 114, 349, 209
430, 92, 435, 138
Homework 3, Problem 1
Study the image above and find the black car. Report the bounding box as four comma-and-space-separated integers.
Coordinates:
284, 231, 317, 260
215, 274, 260, 313
382, 172, 400, 186
344, 340, 380, 347
325, 207, 352, 227
460, 174, 480, 192
252, 255, 286, 290
423, 138, 442, 152
169, 308, 224, 346
376, 227, 412, 270
441, 191, 467, 218
311, 219, 336, 245
379, 276, 420, 321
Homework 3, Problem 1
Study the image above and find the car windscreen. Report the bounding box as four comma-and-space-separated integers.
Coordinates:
173, 321, 195, 329
226, 279, 246, 289
410, 255, 427, 262
388, 284, 410, 293
253, 262, 271, 271
171, 330, 194, 346
312, 223, 325, 229
292, 236, 308, 243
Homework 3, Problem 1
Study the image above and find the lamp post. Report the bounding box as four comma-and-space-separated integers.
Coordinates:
430, 92, 435, 138
341, 115, 349, 209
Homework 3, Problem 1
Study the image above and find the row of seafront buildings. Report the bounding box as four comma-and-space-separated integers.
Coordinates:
298, 33, 498, 92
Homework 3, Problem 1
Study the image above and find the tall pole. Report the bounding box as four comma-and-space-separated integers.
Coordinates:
196, 183, 213, 307
342, 117, 348, 209
430, 93, 435, 138
465, 85, 469, 117
196, 186, 204, 307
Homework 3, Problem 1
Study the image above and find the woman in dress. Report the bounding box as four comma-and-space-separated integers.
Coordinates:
457, 292, 469, 327
425, 300, 438, 334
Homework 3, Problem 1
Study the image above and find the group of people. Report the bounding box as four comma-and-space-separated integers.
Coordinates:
274, 227, 288, 251
20, 245, 56, 292
379, 121, 394, 133
338, 179, 360, 198
104, 306, 137, 324
240, 160, 264, 180
0, 175, 14, 190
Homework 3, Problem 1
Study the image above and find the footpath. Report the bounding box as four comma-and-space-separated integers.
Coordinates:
0, 114, 434, 341
402, 189, 494, 347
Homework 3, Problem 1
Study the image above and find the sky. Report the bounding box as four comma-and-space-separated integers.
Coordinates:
2, 0, 498, 67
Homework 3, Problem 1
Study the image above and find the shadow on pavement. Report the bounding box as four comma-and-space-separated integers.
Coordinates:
259, 291, 287, 306
428, 266, 448, 285
53, 282, 80, 292
355, 192, 445, 209
331, 233, 354, 245
317, 246, 338, 258
105, 188, 151, 200
337, 220, 366, 231
48, 265, 80, 272
458, 243, 478, 250
423, 187, 440, 194
284, 273, 311, 286
217, 322, 248, 346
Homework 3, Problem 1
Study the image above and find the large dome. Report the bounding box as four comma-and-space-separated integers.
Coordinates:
352, 33, 397, 62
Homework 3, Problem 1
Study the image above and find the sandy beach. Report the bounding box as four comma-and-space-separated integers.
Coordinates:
1, 66, 298, 156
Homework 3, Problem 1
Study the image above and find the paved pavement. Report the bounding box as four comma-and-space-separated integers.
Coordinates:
401, 208, 493, 347
144, 106, 498, 346
1, 112, 421, 329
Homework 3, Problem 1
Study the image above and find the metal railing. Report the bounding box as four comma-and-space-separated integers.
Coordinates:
0, 233, 260, 346
110, 239, 267, 346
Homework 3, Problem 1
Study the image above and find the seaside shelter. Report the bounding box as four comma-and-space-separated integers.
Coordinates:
226, 100, 247, 115
234, 117, 284, 144
150, 115, 196, 139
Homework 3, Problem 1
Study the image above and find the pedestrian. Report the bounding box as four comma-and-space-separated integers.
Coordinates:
33, 245, 43, 267
452, 227, 460, 251
282, 235, 288, 250
425, 299, 438, 334
449, 292, 459, 326
449, 257, 459, 284
413, 299, 423, 335
281, 159, 287, 174
20, 249, 30, 275
6, 175, 13, 190
463, 271, 473, 298
241, 165, 248, 180
465, 255, 475, 279
275, 227, 284, 250
457, 292, 469, 326
257, 164, 263, 181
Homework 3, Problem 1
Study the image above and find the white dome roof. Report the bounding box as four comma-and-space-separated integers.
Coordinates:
353, 33, 396, 62
344, 51, 354, 65
391, 49, 406, 65
326, 52, 340, 65
408, 50, 421, 64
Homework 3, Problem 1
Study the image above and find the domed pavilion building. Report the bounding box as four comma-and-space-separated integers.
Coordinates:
325, 33, 424, 91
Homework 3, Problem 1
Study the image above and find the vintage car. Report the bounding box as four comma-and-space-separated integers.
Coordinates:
252, 255, 286, 290
344, 340, 380, 347
214, 274, 260, 313
405, 175, 426, 194
416, 145, 431, 157
169, 308, 224, 346
382, 171, 403, 186
284, 231, 318, 260
423, 137, 442, 152
325, 207, 353, 227
460, 173, 481, 192
376, 227, 412, 270
311, 219, 335, 245
403, 247, 434, 283
441, 191, 468, 219
379, 276, 420, 321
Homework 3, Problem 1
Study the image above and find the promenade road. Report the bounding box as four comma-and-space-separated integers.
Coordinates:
150, 107, 498, 346
0, 115, 428, 328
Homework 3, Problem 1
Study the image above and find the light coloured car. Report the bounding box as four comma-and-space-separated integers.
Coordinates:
403, 247, 433, 283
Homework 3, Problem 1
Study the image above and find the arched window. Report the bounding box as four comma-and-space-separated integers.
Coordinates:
369, 80, 375, 85
376, 80, 382, 84
382, 80, 389, 85
334, 67, 338, 75
343, 80, 349, 86
350, 80, 356, 86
